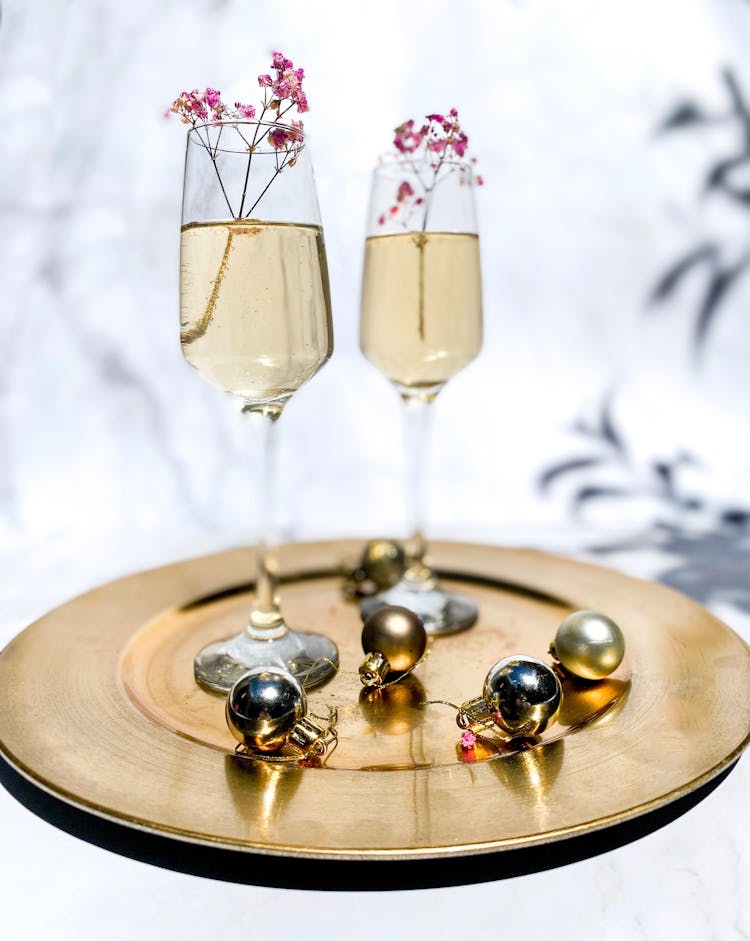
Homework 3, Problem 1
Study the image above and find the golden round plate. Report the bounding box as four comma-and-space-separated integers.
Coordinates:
1, 540, 749, 861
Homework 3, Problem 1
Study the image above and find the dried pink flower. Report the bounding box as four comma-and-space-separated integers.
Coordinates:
272, 51, 293, 70
234, 102, 257, 119
393, 119, 425, 155
204, 88, 222, 111
453, 133, 468, 157
268, 121, 303, 150
396, 180, 414, 202
168, 88, 227, 124
260, 51, 309, 114
268, 126, 290, 149
460, 730, 477, 749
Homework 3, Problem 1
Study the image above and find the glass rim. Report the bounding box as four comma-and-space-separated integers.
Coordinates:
373, 154, 476, 178
187, 119, 305, 155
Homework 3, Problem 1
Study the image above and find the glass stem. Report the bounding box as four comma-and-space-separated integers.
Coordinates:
244, 405, 287, 639
402, 395, 436, 585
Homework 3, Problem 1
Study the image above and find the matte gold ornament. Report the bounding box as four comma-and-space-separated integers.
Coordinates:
458, 655, 562, 739
550, 610, 626, 680
359, 605, 427, 687
360, 540, 406, 589
226, 667, 337, 760
340, 540, 406, 600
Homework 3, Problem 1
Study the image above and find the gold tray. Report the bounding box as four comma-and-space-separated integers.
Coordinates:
1, 539, 749, 861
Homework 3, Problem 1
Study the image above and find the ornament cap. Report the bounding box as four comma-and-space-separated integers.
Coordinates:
359, 650, 390, 687
457, 695, 497, 733
286, 715, 330, 756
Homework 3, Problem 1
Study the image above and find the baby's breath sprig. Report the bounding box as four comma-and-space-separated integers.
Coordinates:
378, 109, 483, 231
168, 51, 309, 219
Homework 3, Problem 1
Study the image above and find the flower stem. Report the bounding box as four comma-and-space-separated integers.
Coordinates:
181, 228, 235, 345
416, 232, 426, 341
237, 103, 297, 218
238, 105, 268, 218
245, 155, 291, 219
195, 127, 234, 217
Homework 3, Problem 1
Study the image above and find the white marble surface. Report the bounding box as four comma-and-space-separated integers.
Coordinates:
3, 0, 750, 937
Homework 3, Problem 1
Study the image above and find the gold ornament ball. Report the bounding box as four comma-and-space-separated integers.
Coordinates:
226, 667, 306, 752
361, 605, 427, 673
552, 609, 626, 680
360, 540, 406, 589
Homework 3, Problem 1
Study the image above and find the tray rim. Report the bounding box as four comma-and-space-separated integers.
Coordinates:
2, 738, 746, 861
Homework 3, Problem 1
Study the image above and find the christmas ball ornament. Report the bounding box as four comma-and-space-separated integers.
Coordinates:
485, 656, 562, 736
458, 655, 562, 738
360, 540, 406, 589
226, 667, 306, 753
359, 605, 427, 687
551, 610, 625, 680
226, 667, 338, 761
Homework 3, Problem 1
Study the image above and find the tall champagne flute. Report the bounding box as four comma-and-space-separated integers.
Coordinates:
359, 156, 483, 634
180, 119, 338, 691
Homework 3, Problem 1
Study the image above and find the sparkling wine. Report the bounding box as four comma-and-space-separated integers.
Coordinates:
180, 220, 333, 404
360, 231, 482, 395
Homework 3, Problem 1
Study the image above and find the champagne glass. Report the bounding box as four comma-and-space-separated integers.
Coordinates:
359, 156, 483, 634
180, 119, 338, 691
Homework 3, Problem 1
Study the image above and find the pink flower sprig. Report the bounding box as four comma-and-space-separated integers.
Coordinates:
168, 51, 309, 219
379, 108, 483, 230
168, 88, 256, 125
258, 51, 309, 114
394, 109, 468, 159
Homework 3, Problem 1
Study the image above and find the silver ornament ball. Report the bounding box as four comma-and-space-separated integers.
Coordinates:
226, 666, 306, 753
484, 655, 562, 737
552, 610, 625, 680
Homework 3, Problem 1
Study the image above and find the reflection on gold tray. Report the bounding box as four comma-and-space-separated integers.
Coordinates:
1, 540, 749, 860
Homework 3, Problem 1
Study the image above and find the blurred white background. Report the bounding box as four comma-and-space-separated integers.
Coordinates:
2, 0, 750, 600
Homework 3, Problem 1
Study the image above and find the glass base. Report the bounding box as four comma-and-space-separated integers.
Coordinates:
194, 628, 339, 694
359, 580, 478, 636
